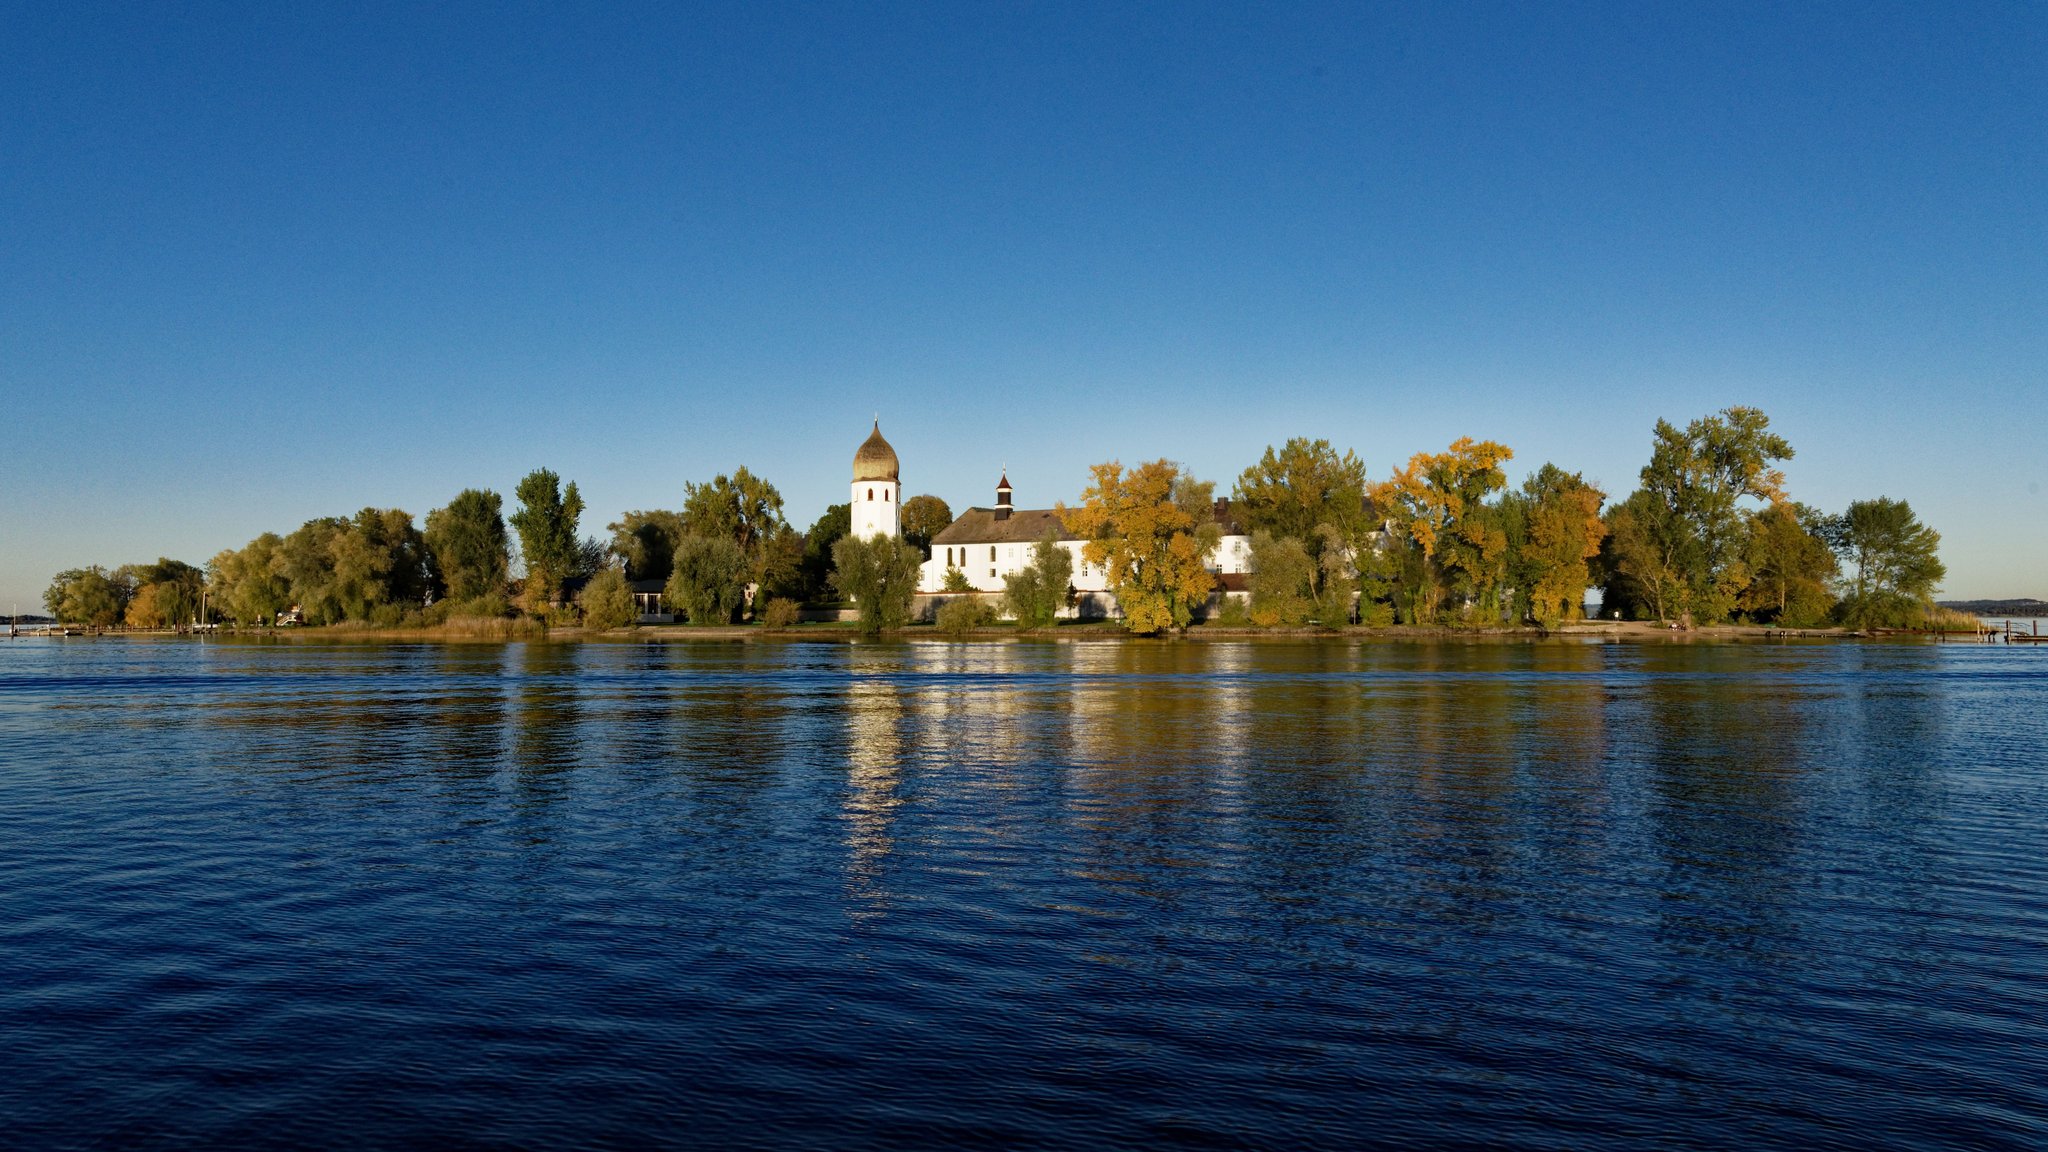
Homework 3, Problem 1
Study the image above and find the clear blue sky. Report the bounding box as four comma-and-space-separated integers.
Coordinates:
2, 1, 2042, 609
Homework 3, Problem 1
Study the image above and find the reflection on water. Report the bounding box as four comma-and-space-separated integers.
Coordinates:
1, 636, 2045, 1149
844, 647, 905, 916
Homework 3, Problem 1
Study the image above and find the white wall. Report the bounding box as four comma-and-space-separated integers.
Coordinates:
920, 533, 1251, 593
850, 478, 900, 539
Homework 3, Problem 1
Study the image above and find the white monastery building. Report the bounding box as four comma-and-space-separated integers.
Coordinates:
847, 423, 1252, 616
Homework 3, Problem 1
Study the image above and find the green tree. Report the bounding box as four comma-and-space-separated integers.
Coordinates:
426, 489, 511, 604
666, 535, 750, 625
209, 534, 293, 625
1233, 438, 1369, 596
1835, 497, 1945, 627
830, 533, 924, 635
683, 467, 792, 612
1002, 530, 1074, 629
682, 467, 784, 557
277, 517, 347, 623
1353, 538, 1407, 627
578, 566, 637, 630
1060, 459, 1221, 635
1246, 532, 1316, 627
44, 567, 131, 626
900, 494, 953, 557
328, 508, 430, 621
752, 523, 808, 610
1599, 490, 1684, 622
800, 503, 852, 603
509, 469, 584, 610
1739, 502, 1839, 626
606, 509, 687, 582
1621, 407, 1793, 623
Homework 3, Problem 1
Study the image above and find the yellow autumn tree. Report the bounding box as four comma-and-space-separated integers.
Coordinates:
1515, 465, 1607, 625
1380, 437, 1514, 622
1059, 460, 1222, 635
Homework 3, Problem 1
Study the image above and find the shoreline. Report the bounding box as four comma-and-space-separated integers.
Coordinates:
10, 620, 2005, 645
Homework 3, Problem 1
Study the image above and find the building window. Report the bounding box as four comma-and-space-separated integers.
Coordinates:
883, 489, 890, 501
990, 546, 997, 561
990, 568, 996, 578
867, 488, 874, 501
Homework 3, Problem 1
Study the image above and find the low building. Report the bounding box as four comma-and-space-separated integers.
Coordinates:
629, 578, 673, 624
919, 472, 1252, 616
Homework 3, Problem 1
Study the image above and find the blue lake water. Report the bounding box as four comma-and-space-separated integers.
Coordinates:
2, 637, 2045, 1150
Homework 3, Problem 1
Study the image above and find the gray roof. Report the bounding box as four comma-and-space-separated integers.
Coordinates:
930, 507, 1071, 545
930, 498, 1245, 546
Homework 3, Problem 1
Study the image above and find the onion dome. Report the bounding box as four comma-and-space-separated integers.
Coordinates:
853, 421, 899, 482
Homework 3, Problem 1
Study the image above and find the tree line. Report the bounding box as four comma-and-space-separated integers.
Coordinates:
43, 406, 1947, 635
44, 464, 958, 632
1053, 406, 1944, 634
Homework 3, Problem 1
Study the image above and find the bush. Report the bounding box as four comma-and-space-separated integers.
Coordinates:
363, 604, 427, 629
760, 597, 801, 630
1211, 596, 1251, 627
537, 602, 581, 628
935, 596, 994, 637
578, 567, 636, 631
1358, 600, 1396, 628
425, 593, 512, 626
941, 567, 974, 593
1320, 591, 1353, 628
1835, 591, 1923, 630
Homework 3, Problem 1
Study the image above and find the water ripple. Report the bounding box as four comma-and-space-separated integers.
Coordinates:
0, 637, 2044, 1149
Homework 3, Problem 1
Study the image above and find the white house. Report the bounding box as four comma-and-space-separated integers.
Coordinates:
916, 470, 1253, 610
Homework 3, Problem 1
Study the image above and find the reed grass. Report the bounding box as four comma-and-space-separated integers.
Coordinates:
1917, 605, 1983, 633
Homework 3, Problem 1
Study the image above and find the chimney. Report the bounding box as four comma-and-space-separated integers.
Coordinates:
995, 471, 1013, 521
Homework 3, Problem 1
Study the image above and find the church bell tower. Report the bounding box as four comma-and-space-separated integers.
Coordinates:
850, 421, 900, 539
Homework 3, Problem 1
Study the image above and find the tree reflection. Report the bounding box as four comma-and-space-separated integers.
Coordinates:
509, 641, 581, 847
1626, 643, 1821, 971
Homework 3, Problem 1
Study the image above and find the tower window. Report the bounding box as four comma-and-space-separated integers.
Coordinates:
867, 488, 874, 501
884, 489, 890, 501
